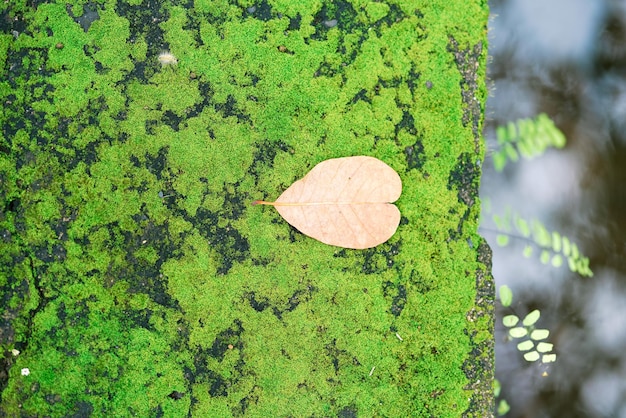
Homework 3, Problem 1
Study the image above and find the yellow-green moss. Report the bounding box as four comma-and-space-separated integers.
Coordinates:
0, 0, 492, 416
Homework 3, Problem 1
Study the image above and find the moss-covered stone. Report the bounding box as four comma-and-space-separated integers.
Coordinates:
0, 0, 492, 416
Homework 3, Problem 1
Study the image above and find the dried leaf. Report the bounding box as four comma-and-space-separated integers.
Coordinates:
254, 156, 402, 249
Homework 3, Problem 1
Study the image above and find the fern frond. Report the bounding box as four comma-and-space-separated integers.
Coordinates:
481, 205, 593, 277
498, 286, 558, 365
493, 113, 566, 171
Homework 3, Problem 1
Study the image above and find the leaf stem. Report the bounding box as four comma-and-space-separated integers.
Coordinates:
251, 200, 274, 206
252, 200, 393, 206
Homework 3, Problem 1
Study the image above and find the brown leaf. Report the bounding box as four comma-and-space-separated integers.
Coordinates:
254, 156, 402, 249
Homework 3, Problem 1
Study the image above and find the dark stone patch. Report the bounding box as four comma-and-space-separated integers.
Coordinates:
214, 94, 250, 123
311, 1, 359, 41
244, 291, 270, 312
161, 110, 180, 131
233, 385, 259, 416
0, 6, 28, 34
350, 88, 370, 105
143, 146, 169, 180
168, 390, 185, 400
246, 1, 275, 22
115, 0, 168, 81
209, 319, 243, 360
169, 317, 191, 353
194, 207, 249, 275
5, 47, 53, 89
182, 6, 204, 47
45, 393, 62, 405
333, 248, 348, 258
462, 240, 495, 417
338, 405, 358, 418
324, 338, 350, 374
245, 284, 316, 320
114, 110, 128, 122
154, 405, 164, 418
288, 13, 301, 31
313, 61, 341, 79
447, 153, 480, 240
4, 198, 21, 214
251, 257, 270, 266
406, 65, 421, 94
145, 119, 158, 135
180, 80, 214, 121
397, 110, 417, 136
66, 3, 101, 32
115, 0, 167, 50
95, 220, 181, 309
190, 320, 247, 398
312, 9, 366, 78
3, 50, 57, 161
67, 131, 101, 169
360, 241, 400, 274
407, 268, 434, 293
247, 139, 293, 183
124, 308, 154, 330
378, 3, 407, 27
378, 77, 403, 89
285, 224, 302, 243
404, 138, 425, 171
0, 278, 29, 352
34, 243, 66, 263
273, 284, 316, 319
447, 153, 479, 205
69, 400, 94, 418
207, 369, 229, 397
447, 36, 483, 154
53, 298, 92, 339
382, 280, 406, 317
0, 229, 11, 243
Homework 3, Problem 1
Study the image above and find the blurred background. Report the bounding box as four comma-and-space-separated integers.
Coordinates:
483, 0, 626, 417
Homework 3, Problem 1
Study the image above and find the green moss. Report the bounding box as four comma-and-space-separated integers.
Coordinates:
1, 0, 492, 415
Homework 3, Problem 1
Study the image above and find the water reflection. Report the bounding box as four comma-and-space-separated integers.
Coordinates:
484, 1, 626, 417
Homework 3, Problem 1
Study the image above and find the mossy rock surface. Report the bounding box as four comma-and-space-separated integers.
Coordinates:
0, 0, 492, 416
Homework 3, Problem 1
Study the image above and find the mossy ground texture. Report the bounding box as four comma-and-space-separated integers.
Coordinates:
0, 0, 492, 416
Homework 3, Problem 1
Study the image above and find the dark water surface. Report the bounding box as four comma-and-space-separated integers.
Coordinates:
484, 0, 626, 417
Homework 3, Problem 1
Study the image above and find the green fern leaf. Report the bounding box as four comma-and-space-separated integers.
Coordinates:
492, 113, 567, 171
486, 211, 593, 277
517, 340, 534, 351
523, 245, 533, 258
562, 235, 571, 256
530, 329, 550, 340
497, 235, 509, 246
537, 342, 553, 353
552, 231, 562, 252
509, 327, 528, 338
522, 310, 541, 326
515, 215, 531, 237
503, 314, 519, 327
500, 285, 513, 307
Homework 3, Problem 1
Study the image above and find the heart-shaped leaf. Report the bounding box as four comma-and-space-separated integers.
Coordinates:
254, 156, 402, 249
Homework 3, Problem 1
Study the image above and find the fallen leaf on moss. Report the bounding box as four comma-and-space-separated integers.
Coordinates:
254, 156, 402, 249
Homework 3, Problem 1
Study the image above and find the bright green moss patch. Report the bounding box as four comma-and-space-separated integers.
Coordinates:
1, 0, 492, 416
